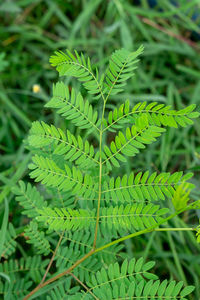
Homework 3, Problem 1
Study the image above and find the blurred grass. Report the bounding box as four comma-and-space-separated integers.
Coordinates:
0, 0, 200, 298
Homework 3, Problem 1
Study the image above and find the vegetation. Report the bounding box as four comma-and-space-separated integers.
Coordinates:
1, 46, 199, 299
0, 1, 200, 299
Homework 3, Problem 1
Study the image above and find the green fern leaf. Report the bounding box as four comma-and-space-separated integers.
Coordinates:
12, 181, 47, 218
104, 46, 144, 98
102, 171, 194, 203
99, 204, 169, 235
0, 256, 49, 284
29, 155, 98, 199
47, 187, 76, 209
28, 121, 99, 168
103, 102, 199, 132
76, 258, 194, 299
36, 203, 169, 234
0, 223, 17, 259
102, 114, 165, 168
81, 257, 157, 299
45, 82, 100, 130
24, 221, 50, 256
0, 278, 32, 300
16, 47, 199, 299
172, 182, 192, 211
49, 50, 104, 98
46, 279, 80, 300
36, 207, 94, 231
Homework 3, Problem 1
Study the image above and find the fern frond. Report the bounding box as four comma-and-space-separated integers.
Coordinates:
103, 99, 130, 132
37, 207, 94, 231
12, 181, 47, 218
0, 278, 32, 300
99, 204, 169, 235
36, 203, 169, 233
62, 230, 94, 253
28, 121, 99, 168
48, 188, 76, 209
0, 256, 49, 283
103, 46, 144, 98
24, 221, 50, 256
80, 257, 157, 299
46, 278, 80, 300
0, 256, 49, 299
29, 155, 97, 199
103, 102, 199, 132
79, 257, 195, 299
49, 51, 104, 98
102, 171, 194, 203
17, 48, 199, 299
1, 223, 17, 259
102, 114, 165, 168
172, 182, 192, 211
45, 82, 100, 130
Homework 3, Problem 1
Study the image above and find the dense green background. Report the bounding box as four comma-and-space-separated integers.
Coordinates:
0, 0, 200, 299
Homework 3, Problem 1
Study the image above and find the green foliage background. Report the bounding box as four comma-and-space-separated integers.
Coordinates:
0, 0, 200, 299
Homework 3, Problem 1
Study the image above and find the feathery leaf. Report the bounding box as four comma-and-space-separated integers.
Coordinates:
24, 221, 50, 256
102, 114, 165, 168
102, 171, 194, 203
29, 155, 98, 199
104, 46, 144, 98
49, 50, 104, 98
0, 223, 17, 259
103, 101, 199, 132
36, 203, 169, 234
45, 82, 100, 130
12, 181, 46, 218
28, 121, 99, 168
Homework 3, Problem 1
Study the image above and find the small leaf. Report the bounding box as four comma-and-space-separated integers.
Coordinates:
180, 286, 195, 297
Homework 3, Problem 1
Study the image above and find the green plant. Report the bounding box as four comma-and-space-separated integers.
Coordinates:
3, 47, 200, 299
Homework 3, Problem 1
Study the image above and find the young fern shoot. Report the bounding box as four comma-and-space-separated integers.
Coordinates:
10, 46, 200, 300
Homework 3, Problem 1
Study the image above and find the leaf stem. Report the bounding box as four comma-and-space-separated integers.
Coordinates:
155, 227, 194, 231
93, 138, 102, 249
40, 232, 64, 285
93, 99, 107, 249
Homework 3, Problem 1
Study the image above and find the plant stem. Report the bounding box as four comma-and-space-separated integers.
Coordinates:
93, 130, 102, 250
155, 227, 194, 231
40, 232, 64, 285
93, 99, 106, 249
